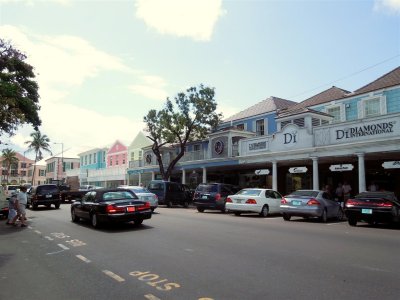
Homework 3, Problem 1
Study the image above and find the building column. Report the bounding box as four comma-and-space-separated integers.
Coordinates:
202, 167, 207, 184
151, 171, 155, 181
272, 160, 278, 191
311, 156, 319, 190
182, 169, 186, 184
357, 152, 366, 193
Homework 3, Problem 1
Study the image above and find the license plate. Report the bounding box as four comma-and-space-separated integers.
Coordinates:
235, 199, 242, 204
127, 207, 136, 212
202, 195, 208, 200
46, 194, 52, 198
362, 208, 373, 214
292, 200, 302, 206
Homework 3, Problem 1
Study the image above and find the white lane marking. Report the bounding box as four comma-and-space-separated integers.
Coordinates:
44, 236, 54, 241
58, 244, 69, 250
102, 270, 125, 282
34, 230, 41, 234
28, 226, 33, 229
144, 294, 161, 300
46, 249, 66, 255
76, 255, 91, 263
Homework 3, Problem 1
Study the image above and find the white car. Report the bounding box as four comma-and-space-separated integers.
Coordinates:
118, 185, 158, 212
226, 188, 283, 217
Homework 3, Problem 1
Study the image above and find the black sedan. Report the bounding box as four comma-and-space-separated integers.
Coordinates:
71, 188, 152, 228
344, 191, 400, 226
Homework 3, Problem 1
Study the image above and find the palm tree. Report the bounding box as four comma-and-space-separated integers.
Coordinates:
1, 148, 19, 184
25, 131, 52, 185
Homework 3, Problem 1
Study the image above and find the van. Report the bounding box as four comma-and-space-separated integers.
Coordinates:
147, 180, 192, 208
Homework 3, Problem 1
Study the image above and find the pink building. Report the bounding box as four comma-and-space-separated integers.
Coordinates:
106, 140, 128, 168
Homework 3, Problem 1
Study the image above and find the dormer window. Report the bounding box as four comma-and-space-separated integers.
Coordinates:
256, 119, 265, 136
358, 95, 386, 118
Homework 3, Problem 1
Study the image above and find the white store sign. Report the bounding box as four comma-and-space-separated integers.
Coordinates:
329, 164, 354, 171
255, 169, 270, 175
289, 167, 308, 173
382, 161, 400, 169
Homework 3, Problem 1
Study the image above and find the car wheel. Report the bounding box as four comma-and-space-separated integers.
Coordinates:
134, 219, 143, 226
71, 208, 79, 222
283, 214, 291, 221
197, 207, 204, 213
55, 203, 60, 209
319, 209, 328, 223
91, 213, 100, 228
348, 217, 357, 226
234, 212, 241, 216
259, 205, 269, 218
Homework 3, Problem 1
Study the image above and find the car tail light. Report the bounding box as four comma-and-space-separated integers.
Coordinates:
281, 197, 287, 204
226, 197, 232, 203
137, 202, 151, 211
307, 198, 320, 205
215, 193, 221, 201
246, 199, 257, 204
380, 201, 393, 207
106, 205, 125, 214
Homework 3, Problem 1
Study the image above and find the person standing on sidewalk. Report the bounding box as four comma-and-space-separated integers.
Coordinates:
10, 186, 28, 227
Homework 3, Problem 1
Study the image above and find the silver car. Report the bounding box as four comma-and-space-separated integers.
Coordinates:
118, 186, 158, 212
280, 190, 343, 222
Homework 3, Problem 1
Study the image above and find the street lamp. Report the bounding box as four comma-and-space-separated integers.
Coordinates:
54, 142, 64, 183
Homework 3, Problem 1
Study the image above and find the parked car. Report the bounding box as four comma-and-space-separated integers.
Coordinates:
226, 188, 283, 217
27, 184, 61, 209
344, 191, 400, 226
118, 185, 158, 212
193, 183, 240, 213
280, 189, 343, 222
0, 185, 8, 218
70, 188, 152, 228
147, 180, 191, 208
79, 185, 103, 191
5, 184, 19, 200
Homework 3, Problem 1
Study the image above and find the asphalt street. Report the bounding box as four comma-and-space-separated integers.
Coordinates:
1, 204, 400, 300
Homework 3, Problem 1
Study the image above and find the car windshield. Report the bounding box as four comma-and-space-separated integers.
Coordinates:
8, 186, 19, 191
196, 184, 218, 193
37, 186, 59, 193
148, 183, 163, 191
102, 191, 135, 201
289, 190, 319, 197
236, 189, 262, 196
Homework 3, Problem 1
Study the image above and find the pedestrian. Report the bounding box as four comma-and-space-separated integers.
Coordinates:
335, 183, 344, 202
368, 181, 378, 192
6, 191, 18, 225
9, 185, 28, 227
342, 181, 352, 202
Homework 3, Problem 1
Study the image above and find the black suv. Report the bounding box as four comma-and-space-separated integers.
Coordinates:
193, 183, 240, 213
147, 180, 192, 208
27, 184, 61, 209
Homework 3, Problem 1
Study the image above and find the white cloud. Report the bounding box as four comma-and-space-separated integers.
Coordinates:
135, 0, 226, 41
129, 75, 169, 101
374, 0, 400, 14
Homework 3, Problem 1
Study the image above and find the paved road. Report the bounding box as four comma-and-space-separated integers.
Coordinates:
1, 204, 400, 300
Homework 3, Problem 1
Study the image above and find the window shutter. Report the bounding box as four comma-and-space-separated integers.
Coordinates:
357, 101, 363, 119
380, 97, 387, 114
340, 104, 346, 121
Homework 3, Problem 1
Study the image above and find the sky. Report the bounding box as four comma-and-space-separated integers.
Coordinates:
0, 0, 399, 160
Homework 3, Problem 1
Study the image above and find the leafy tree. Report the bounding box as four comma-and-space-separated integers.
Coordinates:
0, 38, 41, 143
144, 84, 222, 180
25, 131, 51, 185
1, 148, 19, 184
